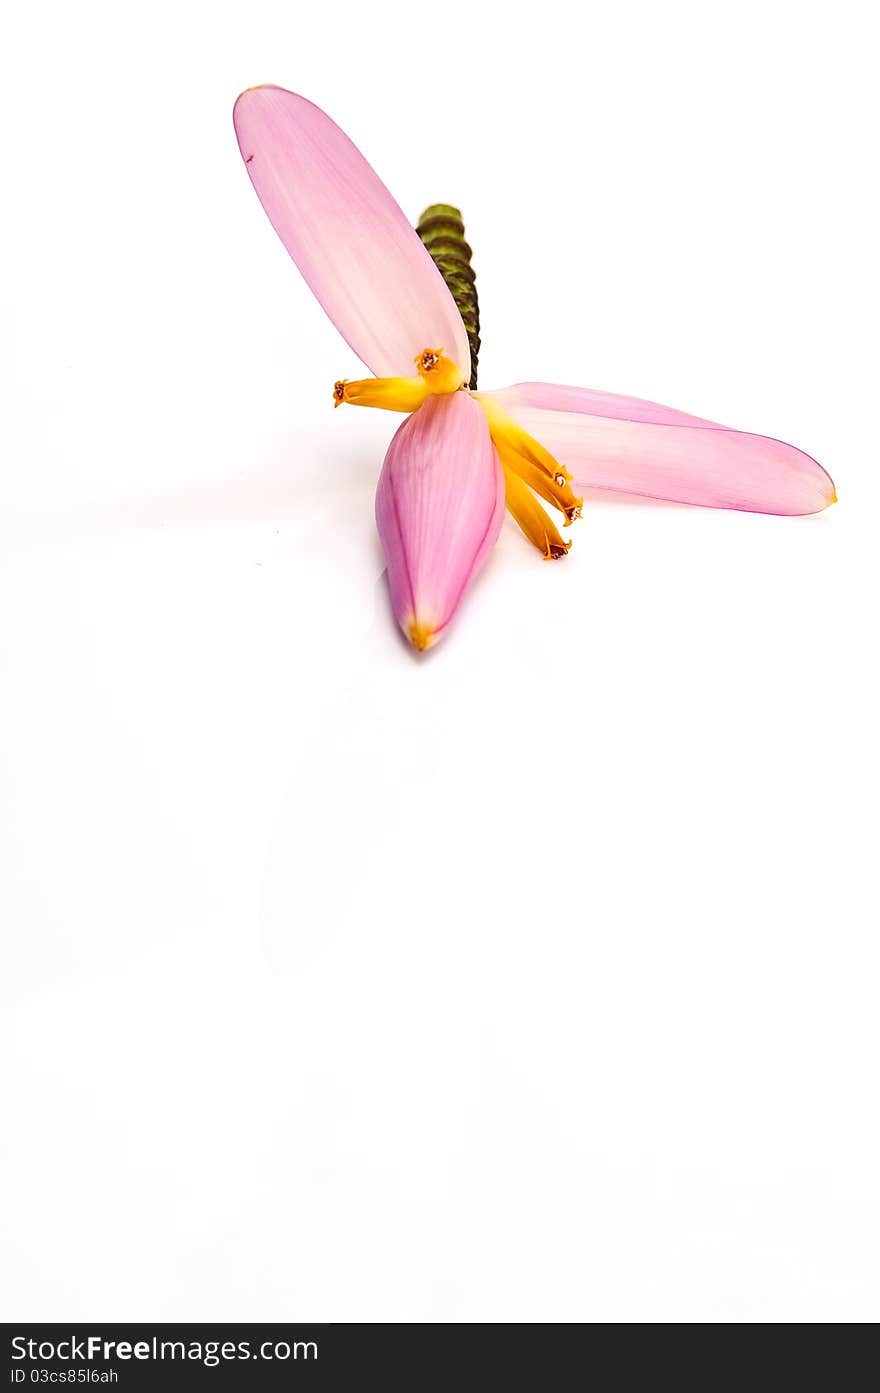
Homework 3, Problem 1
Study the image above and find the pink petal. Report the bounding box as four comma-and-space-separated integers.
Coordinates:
233, 86, 470, 381
492, 381, 722, 429
376, 393, 505, 649
487, 383, 836, 516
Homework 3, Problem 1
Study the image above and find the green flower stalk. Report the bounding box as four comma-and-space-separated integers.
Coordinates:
417, 204, 480, 390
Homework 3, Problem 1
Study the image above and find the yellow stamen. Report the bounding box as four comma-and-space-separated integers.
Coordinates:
503, 466, 572, 560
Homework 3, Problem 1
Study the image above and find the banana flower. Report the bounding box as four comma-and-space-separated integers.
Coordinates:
233, 85, 836, 651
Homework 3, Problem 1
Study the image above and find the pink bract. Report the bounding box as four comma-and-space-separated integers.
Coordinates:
375, 392, 505, 649
233, 86, 470, 380
487, 383, 836, 516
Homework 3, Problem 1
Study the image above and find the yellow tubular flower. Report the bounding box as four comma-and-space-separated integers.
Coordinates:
334, 376, 428, 412
503, 466, 572, 560
474, 391, 583, 553
475, 393, 574, 484
333, 347, 464, 412
492, 431, 584, 525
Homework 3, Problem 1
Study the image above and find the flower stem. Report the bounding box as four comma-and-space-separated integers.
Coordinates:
416, 204, 480, 390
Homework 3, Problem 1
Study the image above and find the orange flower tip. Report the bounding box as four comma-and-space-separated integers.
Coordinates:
554, 470, 572, 486
564, 500, 584, 525
413, 347, 464, 393
543, 541, 572, 560
415, 348, 443, 372
333, 380, 347, 408
407, 619, 438, 652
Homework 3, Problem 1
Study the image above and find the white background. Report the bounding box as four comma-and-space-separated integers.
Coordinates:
2, 0, 878, 1322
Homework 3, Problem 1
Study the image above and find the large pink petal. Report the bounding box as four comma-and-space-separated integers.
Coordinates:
376, 393, 505, 650
233, 86, 470, 381
487, 383, 836, 515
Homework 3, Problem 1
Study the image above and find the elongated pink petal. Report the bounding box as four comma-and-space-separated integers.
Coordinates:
492, 381, 723, 429
487, 383, 836, 515
233, 86, 470, 381
376, 393, 505, 650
